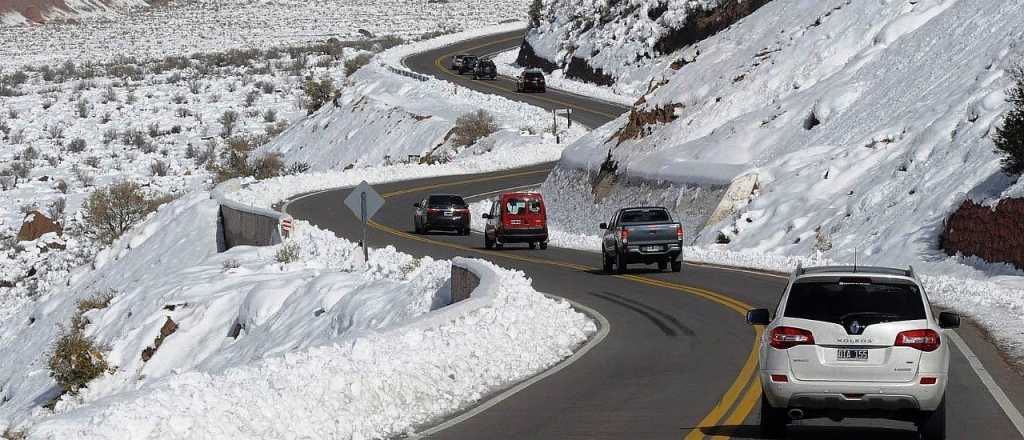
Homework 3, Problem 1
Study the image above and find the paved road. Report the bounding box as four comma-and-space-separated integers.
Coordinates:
287, 31, 1024, 439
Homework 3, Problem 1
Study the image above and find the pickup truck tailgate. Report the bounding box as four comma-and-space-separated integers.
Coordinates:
623, 224, 679, 245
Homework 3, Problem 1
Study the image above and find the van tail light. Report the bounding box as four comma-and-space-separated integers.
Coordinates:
895, 330, 940, 352
676, 225, 684, 241
770, 326, 815, 349
621, 228, 629, 244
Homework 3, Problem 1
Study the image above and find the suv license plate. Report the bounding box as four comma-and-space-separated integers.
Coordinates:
642, 245, 663, 252
444, 212, 454, 217
837, 349, 869, 361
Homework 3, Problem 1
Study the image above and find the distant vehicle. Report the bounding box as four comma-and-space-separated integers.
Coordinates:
457, 55, 480, 74
450, 54, 471, 71
473, 59, 497, 80
482, 192, 548, 250
414, 194, 470, 235
600, 207, 683, 273
746, 265, 959, 440
516, 69, 546, 93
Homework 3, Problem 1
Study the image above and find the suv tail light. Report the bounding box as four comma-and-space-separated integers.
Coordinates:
770, 326, 815, 349
621, 228, 629, 244
895, 329, 940, 352
676, 225, 684, 241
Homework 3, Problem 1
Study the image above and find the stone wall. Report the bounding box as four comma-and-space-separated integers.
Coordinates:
450, 263, 481, 304
943, 198, 1024, 269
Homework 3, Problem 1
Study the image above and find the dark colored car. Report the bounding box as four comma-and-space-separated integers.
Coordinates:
516, 69, 546, 93
473, 60, 497, 80
414, 194, 471, 235
450, 54, 470, 71
600, 207, 683, 273
457, 55, 479, 74
482, 192, 548, 249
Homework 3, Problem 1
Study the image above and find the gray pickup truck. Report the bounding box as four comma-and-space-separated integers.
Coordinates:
600, 207, 683, 274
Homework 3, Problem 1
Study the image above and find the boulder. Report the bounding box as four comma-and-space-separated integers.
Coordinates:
16, 210, 61, 242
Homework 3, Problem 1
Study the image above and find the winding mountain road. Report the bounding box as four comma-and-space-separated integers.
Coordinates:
287, 30, 1024, 439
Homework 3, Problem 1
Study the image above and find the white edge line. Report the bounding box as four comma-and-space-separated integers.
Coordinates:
948, 331, 1024, 437
413, 294, 611, 439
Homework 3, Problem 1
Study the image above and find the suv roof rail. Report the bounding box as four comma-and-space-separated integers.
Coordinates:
795, 265, 916, 278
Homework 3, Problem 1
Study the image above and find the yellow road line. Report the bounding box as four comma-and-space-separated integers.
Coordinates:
430, 37, 624, 119
368, 169, 763, 438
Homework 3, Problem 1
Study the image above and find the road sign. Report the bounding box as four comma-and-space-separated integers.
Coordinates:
344, 181, 385, 263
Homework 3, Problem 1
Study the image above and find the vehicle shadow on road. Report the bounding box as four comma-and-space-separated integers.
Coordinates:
699, 424, 917, 439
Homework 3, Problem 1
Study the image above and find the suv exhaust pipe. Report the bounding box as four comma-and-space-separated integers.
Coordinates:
788, 409, 805, 420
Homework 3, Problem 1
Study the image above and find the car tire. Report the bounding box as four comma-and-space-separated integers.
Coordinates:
495, 243, 503, 250
539, 242, 548, 250
484, 234, 493, 249
658, 261, 668, 271
615, 251, 627, 274
414, 220, 422, 234
602, 248, 614, 274
918, 397, 946, 440
529, 242, 537, 249
463, 228, 471, 236
672, 260, 682, 273
759, 393, 788, 438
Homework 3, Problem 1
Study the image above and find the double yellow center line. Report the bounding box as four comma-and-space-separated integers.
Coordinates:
369, 170, 763, 439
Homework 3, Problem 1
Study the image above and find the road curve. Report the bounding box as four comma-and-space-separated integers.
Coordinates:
287, 31, 1024, 439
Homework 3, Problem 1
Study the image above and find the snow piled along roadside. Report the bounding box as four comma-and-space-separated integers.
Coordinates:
0, 192, 595, 437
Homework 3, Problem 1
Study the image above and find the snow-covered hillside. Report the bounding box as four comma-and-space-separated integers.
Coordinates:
0, 0, 148, 26
0, 192, 594, 437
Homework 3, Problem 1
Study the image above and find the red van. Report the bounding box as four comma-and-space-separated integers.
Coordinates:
482, 192, 548, 250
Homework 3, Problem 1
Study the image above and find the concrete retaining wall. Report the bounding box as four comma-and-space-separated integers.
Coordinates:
211, 179, 292, 251
450, 262, 482, 304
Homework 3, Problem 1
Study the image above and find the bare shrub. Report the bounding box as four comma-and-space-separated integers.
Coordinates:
45, 155, 59, 167
121, 128, 146, 148
244, 90, 260, 107
83, 181, 158, 244
48, 323, 110, 395
100, 112, 112, 124
451, 110, 498, 147
101, 85, 117, 103
187, 79, 204, 94
256, 80, 275, 94
149, 160, 170, 177
266, 120, 289, 137
21, 146, 38, 162
172, 93, 187, 104
219, 110, 239, 138
303, 76, 336, 114
102, 128, 117, 145
285, 162, 311, 175
11, 162, 31, 180
147, 122, 161, 138
214, 150, 250, 182
76, 98, 89, 118
67, 137, 88, 153
83, 156, 101, 168
72, 164, 95, 187
46, 124, 65, 140
344, 53, 373, 76
263, 108, 277, 123
222, 258, 241, 270
8, 129, 24, 144
275, 241, 300, 263
194, 142, 216, 166
252, 152, 284, 179
3, 428, 27, 440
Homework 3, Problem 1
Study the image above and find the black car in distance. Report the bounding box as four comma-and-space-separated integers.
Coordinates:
414, 194, 471, 235
516, 68, 546, 92
473, 59, 497, 80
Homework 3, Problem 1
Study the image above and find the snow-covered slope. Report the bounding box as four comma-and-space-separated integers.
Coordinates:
0, 191, 594, 436
0, 0, 148, 25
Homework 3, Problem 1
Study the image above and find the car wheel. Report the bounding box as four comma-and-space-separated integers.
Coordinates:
602, 248, 614, 274
658, 261, 668, 271
615, 251, 627, 274
759, 393, 788, 438
918, 397, 946, 440
495, 243, 503, 250
672, 260, 682, 273
539, 241, 547, 250
484, 234, 493, 249
529, 242, 537, 250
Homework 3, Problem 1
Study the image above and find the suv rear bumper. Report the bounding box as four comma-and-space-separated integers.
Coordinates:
761, 372, 946, 412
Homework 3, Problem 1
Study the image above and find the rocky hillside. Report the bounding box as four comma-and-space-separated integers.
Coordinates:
1, 0, 149, 25
518, 0, 771, 90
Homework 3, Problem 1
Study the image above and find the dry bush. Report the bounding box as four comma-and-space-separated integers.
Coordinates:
275, 241, 300, 263
285, 162, 311, 175
83, 156, 101, 168
67, 137, 87, 153
20, 146, 38, 162
76, 98, 89, 118
8, 129, 24, 144
344, 53, 373, 76
451, 110, 499, 147
303, 76, 336, 114
48, 324, 109, 395
266, 120, 289, 137
2, 428, 27, 440
48, 197, 67, 222
82, 181, 158, 244
150, 160, 170, 177
147, 122, 161, 138
219, 110, 239, 138
46, 124, 65, 140
252, 153, 284, 179
263, 108, 277, 123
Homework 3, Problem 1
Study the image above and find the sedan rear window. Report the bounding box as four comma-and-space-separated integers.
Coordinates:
620, 209, 670, 223
428, 195, 466, 208
784, 281, 926, 326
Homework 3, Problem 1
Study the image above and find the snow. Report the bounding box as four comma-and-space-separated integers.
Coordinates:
0, 191, 594, 437
491, 49, 638, 107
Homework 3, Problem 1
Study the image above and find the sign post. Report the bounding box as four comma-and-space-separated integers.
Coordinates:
344, 181, 385, 264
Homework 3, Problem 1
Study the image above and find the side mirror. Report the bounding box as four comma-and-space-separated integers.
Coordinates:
746, 309, 771, 326
482, 213, 491, 219
599, 223, 608, 230
413, 203, 421, 208
938, 312, 960, 329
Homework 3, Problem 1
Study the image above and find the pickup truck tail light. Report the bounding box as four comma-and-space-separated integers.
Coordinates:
621, 228, 629, 244
895, 329, 940, 352
770, 326, 815, 349
676, 225, 684, 241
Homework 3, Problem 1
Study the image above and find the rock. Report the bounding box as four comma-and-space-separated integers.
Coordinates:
16, 211, 61, 242
943, 198, 1024, 269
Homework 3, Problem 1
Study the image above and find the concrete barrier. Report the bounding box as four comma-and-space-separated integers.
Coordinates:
211, 178, 293, 251
450, 262, 481, 304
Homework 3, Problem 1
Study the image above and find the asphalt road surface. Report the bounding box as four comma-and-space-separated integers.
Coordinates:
287, 30, 1024, 439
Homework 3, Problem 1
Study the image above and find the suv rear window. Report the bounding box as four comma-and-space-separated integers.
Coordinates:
525, 72, 544, 80
784, 281, 926, 326
428, 195, 466, 208
620, 209, 670, 223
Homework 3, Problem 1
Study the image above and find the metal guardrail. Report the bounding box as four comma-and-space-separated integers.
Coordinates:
386, 65, 430, 82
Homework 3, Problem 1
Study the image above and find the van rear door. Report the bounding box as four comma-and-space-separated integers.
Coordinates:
502, 195, 545, 230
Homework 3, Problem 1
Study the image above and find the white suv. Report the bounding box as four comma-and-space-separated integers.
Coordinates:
746, 265, 960, 439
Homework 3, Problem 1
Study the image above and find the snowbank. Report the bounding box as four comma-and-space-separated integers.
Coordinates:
491, 48, 638, 107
